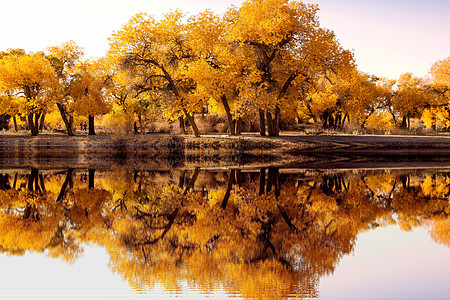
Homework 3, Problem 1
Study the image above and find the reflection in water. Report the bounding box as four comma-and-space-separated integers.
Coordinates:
0, 167, 449, 298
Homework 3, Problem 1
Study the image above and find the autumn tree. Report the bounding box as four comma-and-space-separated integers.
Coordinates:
392, 73, 429, 129
102, 54, 162, 134
0, 50, 60, 136
186, 10, 255, 135
109, 11, 203, 137
70, 59, 111, 135
227, 0, 354, 136
0, 93, 20, 131
46, 41, 85, 136
422, 57, 450, 129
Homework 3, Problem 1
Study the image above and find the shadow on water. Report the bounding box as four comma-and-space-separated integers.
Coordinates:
0, 163, 449, 298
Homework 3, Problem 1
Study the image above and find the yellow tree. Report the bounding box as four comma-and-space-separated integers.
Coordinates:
102, 54, 162, 135
342, 72, 394, 129
186, 10, 251, 135
0, 50, 60, 136
0, 94, 20, 131
46, 40, 85, 136
422, 57, 450, 129
392, 73, 429, 129
70, 59, 111, 135
109, 11, 203, 137
227, 0, 353, 136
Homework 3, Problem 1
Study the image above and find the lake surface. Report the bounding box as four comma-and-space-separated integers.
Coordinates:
0, 166, 449, 299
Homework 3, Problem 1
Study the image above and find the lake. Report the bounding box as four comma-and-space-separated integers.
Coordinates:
0, 165, 449, 299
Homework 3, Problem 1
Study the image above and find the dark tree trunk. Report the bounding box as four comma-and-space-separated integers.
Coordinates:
134, 121, 139, 134
183, 167, 199, 195
274, 106, 280, 136
28, 168, 40, 192
34, 113, 40, 135
57, 168, 74, 202
13, 115, 18, 132
57, 103, 74, 135
259, 108, 266, 136
28, 114, 38, 136
220, 95, 236, 135
39, 113, 46, 131
342, 114, 349, 126
88, 115, 95, 135
184, 111, 200, 137
221, 169, 235, 209
259, 168, 266, 196
13, 173, 18, 190
39, 174, 46, 193
139, 115, 144, 135
267, 168, 280, 197
266, 110, 275, 136
88, 169, 95, 189
400, 116, 407, 129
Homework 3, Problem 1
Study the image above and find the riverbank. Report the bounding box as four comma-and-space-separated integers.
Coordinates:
3, 132, 450, 169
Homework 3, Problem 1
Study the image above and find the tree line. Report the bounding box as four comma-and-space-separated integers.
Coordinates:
0, 0, 449, 137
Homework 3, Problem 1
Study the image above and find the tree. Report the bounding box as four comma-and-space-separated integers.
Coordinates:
392, 73, 428, 129
46, 40, 85, 136
0, 51, 60, 136
227, 0, 354, 136
186, 10, 248, 135
70, 59, 111, 135
109, 11, 203, 137
422, 57, 450, 129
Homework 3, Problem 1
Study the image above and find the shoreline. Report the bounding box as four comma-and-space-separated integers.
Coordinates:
3, 132, 450, 169
4, 131, 450, 153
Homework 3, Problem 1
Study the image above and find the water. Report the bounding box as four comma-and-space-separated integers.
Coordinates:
0, 167, 449, 299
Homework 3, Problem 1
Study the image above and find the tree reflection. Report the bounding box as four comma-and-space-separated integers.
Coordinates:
0, 167, 449, 298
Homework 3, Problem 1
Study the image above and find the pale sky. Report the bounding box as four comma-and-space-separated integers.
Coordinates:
1, 0, 449, 80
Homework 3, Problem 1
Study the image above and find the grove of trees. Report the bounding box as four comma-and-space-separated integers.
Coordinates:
0, 0, 449, 136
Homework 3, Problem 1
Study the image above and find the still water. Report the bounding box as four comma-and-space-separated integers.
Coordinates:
0, 167, 449, 299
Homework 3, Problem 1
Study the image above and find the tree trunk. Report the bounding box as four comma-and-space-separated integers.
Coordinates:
259, 108, 266, 136
139, 115, 144, 135
39, 113, 46, 131
88, 169, 95, 189
28, 113, 38, 136
12, 115, 18, 132
88, 115, 95, 135
28, 168, 41, 192
342, 114, 349, 126
235, 117, 241, 135
57, 168, 74, 202
56, 103, 74, 136
184, 110, 200, 137
34, 112, 40, 135
259, 168, 266, 196
221, 169, 235, 209
220, 95, 236, 135
69, 114, 74, 134
400, 116, 407, 129
266, 110, 275, 136
274, 106, 280, 136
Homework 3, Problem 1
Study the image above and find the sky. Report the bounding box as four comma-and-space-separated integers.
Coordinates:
0, 0, 449, 80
